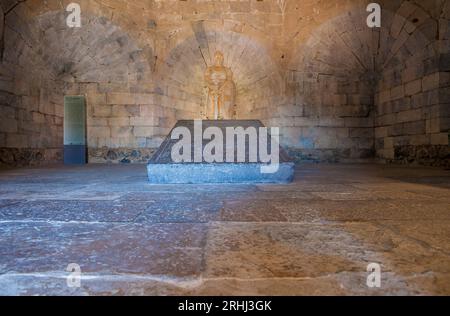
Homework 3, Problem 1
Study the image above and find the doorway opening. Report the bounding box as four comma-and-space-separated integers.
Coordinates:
63, 96, 87, 165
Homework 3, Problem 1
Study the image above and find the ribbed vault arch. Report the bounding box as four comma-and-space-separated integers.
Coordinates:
159, 21, 284, 120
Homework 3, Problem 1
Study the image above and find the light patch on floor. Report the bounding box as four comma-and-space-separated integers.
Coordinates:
0, 164, 449, 295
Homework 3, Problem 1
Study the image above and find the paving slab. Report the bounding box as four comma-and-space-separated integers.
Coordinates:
0, 163, 449, 295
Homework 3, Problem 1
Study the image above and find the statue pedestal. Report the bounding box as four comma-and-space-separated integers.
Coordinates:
147, 120, 295, 184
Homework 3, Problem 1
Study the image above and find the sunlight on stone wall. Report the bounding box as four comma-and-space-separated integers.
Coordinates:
0, 0, 448, 166
374, 1, 450, 167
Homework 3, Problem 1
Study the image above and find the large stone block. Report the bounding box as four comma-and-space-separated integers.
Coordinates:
315, 136, 338, 149
392, 98, 411, 113
344, 117, 374, 128
426, 118, 441, 134
106, 93, 136, 105
318, 117, 345, 127
424, 90, 440, 105
422, 73, 440, 91
405, 79, 422, 96
278, 105, 304, 116
440, 53, 450, 71
336, 105, 370, 118
93, 105, 113, 117
147, 120, 294, 184
0, 104, 15, 119
293, 117, 319, 127
108, 117, 130, 126
439, 117, 450, 132
388, 123, 404, 137
31, 112, 45, 124
402, 64, 424, 83
133, 94, 154, 105
87, 93, 106, 105
375, 127, 388, 138
133, 126, 156, 137
397, 109, 423, 123
390, 85, 405, 100
38, 102, 55, 116
440, 71, 450, 87
349, 128, 373, 138
88, 117, 108, 127
410, 134, 430, 146
0, 118, 18, 133
357, 138, 374, 149
130, 116, 159, 126
111, 126, 133, 138
111, 105, 140, 117
384, 137, 394, 149
89, 126, 110, 138
430, 133, 449, 145
6, 133, 28, 148
440, 86, 450, 103
423, 104, 441, 119
410, 93, 424, 109
376, 113, 396, 126
403, 120, 426, 135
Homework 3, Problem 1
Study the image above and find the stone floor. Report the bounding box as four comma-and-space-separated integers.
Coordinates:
0, 163, 449, 296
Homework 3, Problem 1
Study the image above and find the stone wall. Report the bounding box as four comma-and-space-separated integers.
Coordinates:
0, 0, 449, 166
374, 1, 450, 167
275, 10, 377, 162
0, 3, 65, 167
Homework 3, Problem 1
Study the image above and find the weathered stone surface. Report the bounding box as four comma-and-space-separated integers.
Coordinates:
88, 148, 156, 164
147, 120, 295, 184
0, 200, 148, 222
390, 145, 450, 168
0, 164, 449, 295
0, 148, 62, 167
1, 0, 447, 167
0, 222, 206, 277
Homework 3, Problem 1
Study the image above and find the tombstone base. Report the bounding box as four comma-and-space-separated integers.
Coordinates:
147, 120, 295, 184
147, 162, 295, 184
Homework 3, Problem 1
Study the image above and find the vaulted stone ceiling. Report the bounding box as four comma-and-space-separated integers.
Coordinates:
0, 0, 448, 166
4, 1, 443, 101
2, 0, 444, 92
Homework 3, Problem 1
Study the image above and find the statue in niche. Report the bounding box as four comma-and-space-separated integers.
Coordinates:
204, 51, 236, 120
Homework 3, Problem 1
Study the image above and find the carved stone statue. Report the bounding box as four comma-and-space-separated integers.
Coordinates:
204, 51, 236, 120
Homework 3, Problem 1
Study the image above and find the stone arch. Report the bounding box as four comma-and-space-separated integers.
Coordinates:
280, 5, 377, 161
2, 7, 156, 163
5, 10, 152, 84
157, 20, 284, 120
281, 1, 443, 162
374, 1, 444, 163
376, 3, 438, 91
287, 6, 378, 109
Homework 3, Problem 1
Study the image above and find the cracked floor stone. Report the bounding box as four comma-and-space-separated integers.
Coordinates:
0, 164, 449, 295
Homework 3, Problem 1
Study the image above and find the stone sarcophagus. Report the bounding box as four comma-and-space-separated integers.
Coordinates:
147, 120, 295, 184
